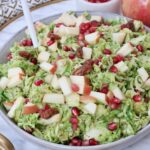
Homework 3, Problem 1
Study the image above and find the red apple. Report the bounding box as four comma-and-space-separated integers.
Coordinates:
121, 0, 150, 27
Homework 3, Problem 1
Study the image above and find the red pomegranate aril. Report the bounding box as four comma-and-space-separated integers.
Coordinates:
100, 86, 109, 94
82, 140, 90, 146
30, 57, 37, 65
72, 107, 80, 116
91, 20, 100, 27
110, 103, 121, 110
94, 59, 99, 65
111, 97, 121, 104
7, 52, 12, 60
108, 122, 117, 131
103, 49, 112, 55
34, 80, 44, 86
19, 51, 31, 59
26, 39, 33, 46
47, 40, 55, 46
80, 22, 91, 34
70, 117, 78, 124
136, 45, 144, 52
25, 98, 30, 104
109, 66, 118, 73
21, 40, 27, 46
89, 27, 96, 33
89, 138, 98, 146
71, 137, 82, 146
55, 23, 64, 28
69, 53, 76, 60
113, 55, 124, 64
78, 34, 84, 41
63, 46, 71, 51
71, 83, 79, 92
133, 94, 142, 102
44, 104, 50, 110
72, 123, 78, 131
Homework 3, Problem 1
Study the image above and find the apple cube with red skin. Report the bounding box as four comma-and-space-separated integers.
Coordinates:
23, 103, 39, 115
3, 101, 14, 111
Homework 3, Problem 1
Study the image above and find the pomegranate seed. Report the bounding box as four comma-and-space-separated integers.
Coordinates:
21, 40, 27, 46
7, 52, 12, 60
113, 55, 124, 64
89, 138, 98, 146
89, 27, 96, 33
91, 20, 100, 27
112, 97, 121, 104
69, 53, 76, 60
78, 34, 84, 41
80, 22, 91, 34
109, 66, 118, 73
71, 137, 82, 146
47, 40, 55, 46
108, 122, 117, 131
26, 39, 33, 46
110, 103, 121, 110
72, 123, 78, 131
63, 46, 71, 51
30, 57, 37, 65
44, 104, 50, 110
55, 23, 64, 28
136, 45, 144, 52
82, 140, 90, 146
100, 86, 109, 94
71, 83, 79, 92
19, 51, 31, 59
93, 59, 99, 65
34, 80, 44, 86
103, 49, 112, 55
133, 94, 142, 102
72, 107, 80, 116
70, 117, 78, 124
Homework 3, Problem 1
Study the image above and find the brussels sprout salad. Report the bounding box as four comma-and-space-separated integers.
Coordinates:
0, 12, 150, 146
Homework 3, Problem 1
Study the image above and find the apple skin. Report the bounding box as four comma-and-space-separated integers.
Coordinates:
121, 0, 150, 27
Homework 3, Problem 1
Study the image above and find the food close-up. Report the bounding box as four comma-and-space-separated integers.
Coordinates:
0, 0, 150, 150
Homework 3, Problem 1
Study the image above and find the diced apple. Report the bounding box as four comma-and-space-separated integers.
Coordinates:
133, 20, 142, 31
51, 75, 60, 90
82, 47, 92, 60
80, 95, 97, 104
44, 74, 54, 84
39, 113, 61, 125
111, 86, 125, 100
43, 93, 65, 104
8, 67, 24, 79
3, 101, 14, 111
0, 77, 9, 89
48, 42, 58, 52
115, 61, 128, 73
54, 13, 77, 26
90, 91, 106, 105
23, 103, 39, 115
7, 97, 24, 118
58, 76, 72, 96
70, 75, 86, 94
137, 67, 149, 82
90, 16, 102, 22
41, 37, 50, 46
117, 43, 134, 56
54, 26, 79, 37
84, 128, 101, 140
130, 35, 146, 45
7, 76, 22, 88
66, 93, 80, 107
145, 78, 150, 87
84, 102, 97, 115
34, 21, 46, 31
38, 51, 50, 63
85, 31, 99, 45
112, 32, 126, 44
56, 59, 66, 74
39, 62, 54, 72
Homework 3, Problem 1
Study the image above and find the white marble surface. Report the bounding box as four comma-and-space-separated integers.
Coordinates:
0, 0, 150, 149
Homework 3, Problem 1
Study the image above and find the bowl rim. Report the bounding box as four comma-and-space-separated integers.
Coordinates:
77, 0, 120, 6
0, 11, 150, 150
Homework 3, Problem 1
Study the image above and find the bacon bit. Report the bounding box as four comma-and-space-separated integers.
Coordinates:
76, 47, 83, 59
7, 52, 12, 60
84, 85, 92, 95
19, 51, 31, 59
50, 63, 57, 74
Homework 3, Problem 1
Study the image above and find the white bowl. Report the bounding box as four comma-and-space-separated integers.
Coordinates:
0, 11, 150, 150
76, 0, 120, 13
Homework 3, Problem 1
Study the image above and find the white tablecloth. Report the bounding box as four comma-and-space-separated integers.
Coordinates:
0, 0, 150, 149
